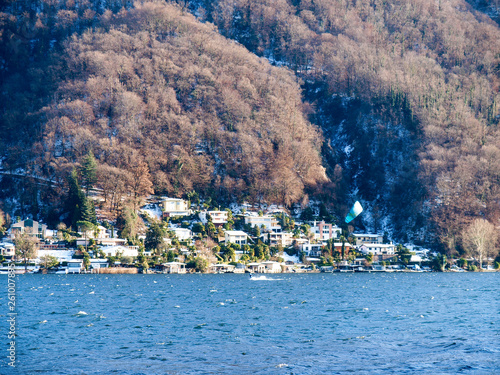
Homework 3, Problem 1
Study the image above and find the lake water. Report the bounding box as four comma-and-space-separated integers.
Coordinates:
1, 273, 499, 374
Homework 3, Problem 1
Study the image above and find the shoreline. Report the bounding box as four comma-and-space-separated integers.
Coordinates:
4, 269, 498, 275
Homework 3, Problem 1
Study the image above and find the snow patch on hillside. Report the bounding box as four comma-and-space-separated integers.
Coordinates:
140, 204, 163, 220
280, 253, 300, 263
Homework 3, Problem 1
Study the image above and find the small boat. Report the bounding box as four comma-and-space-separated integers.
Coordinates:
320, 266, 334, 273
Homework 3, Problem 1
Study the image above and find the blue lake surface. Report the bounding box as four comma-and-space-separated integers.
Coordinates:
1, 273, 499, 374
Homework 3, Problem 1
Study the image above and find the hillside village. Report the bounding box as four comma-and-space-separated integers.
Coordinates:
2, 195, 490, 274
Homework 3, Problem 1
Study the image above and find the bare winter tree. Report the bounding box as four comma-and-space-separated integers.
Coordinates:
463, 218, 498, 269
14, 229, 40, 272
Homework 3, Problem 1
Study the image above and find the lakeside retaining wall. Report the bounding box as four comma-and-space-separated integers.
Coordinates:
96, 267, 138, 274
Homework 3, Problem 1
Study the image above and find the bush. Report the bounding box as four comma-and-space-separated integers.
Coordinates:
431, 254, 446, 271
457, 258, 468, 268
186, 257, 209, 272
120, 256, 133, 265
285, 247, 298, 256
166, 250, 176, 262
192, 222, 205, 234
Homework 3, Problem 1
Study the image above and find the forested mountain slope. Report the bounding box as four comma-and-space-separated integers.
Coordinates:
0, 1, 326, 223
464, 0, 500, 24
185, 0, 500, 249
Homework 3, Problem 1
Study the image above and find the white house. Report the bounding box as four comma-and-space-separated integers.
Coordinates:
352, 233, 384, 246
171, 227, 193, 241
247, 262, 265, 273
224, 230, 248, 245
263, 232, 294, 247
90, 259, 109, 270
100, 237, 127, 246
199, 211, 229, 225
161, 262, 186, 274
410, 255, 423, 263
161, 197, 191, 217
0, 242, 15, 257
358, 243, 396, 255
211, 264, 235, 273
67, 260, 83, 274
244, 214, 280, 231
301, 243, 325, 257
45, 229, 57, 239
261, 261, 282, 273
100, 245, 139, 258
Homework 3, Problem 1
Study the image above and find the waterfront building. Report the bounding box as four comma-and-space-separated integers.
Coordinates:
160, 262, 187, 274
211, 264, 235, 273
0, 242, 15, 257
261, 261, 283, 273
247, 262, 265, 273
67, 260, 83, 273
90, 259, 109, 270
301, 242, 325, 257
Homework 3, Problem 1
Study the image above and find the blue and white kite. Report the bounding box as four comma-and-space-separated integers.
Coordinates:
345, 201, 363, 223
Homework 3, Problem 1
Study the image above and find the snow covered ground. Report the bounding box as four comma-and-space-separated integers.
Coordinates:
280, 253, 300, 263
140, 204, 163, 220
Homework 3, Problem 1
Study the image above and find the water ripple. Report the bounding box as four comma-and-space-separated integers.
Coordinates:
8, 273, 500, 374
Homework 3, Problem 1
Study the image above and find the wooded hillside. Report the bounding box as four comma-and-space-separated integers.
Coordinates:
186, 0, 500, 250
0, 1, 326, 222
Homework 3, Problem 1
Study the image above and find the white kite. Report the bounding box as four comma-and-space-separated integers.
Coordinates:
345, 201, 363, 223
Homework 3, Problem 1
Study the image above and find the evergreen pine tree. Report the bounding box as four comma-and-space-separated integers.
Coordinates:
145, 221, 166, 254
81, 150, 97, 197
66, 168, 86, 228
80, 197, 97, 225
